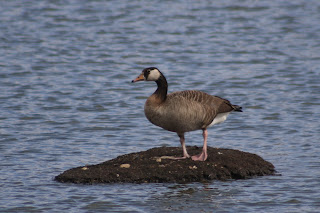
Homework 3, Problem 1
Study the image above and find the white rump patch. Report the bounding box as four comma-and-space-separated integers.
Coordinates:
147, 69, 161, 81
209, 112, 230, 126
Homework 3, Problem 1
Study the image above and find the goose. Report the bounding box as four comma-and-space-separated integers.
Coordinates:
132, 67, 242, 161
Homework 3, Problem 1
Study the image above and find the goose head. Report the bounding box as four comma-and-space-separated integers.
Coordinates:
132, 67, 162, 83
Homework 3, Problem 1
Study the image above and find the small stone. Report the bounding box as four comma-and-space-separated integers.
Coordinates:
81, 166, 88, 170
189, 165, 197, 170
120, 164, 130, 168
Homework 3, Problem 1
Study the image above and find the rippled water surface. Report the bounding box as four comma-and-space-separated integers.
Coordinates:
1, 0, 320, 212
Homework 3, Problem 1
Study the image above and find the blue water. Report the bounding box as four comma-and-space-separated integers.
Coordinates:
1, 0, 320, 212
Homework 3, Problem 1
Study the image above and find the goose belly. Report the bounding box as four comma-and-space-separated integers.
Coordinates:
209, 112, 230, 127
144, 105, 203, 133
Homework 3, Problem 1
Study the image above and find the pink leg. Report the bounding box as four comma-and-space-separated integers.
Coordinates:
178, 133, 190, 158
159, 133, 190, 160
191, 129, 208, 161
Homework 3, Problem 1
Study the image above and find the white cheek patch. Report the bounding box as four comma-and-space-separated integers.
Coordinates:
147, 69, 161, 81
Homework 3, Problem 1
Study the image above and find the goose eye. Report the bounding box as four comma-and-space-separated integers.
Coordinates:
143, 70, 150, 78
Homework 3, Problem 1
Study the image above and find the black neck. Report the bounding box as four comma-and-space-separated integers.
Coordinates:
154, 74, 168, 102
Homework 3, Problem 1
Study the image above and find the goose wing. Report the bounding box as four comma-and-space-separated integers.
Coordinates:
169, 90, 235, 113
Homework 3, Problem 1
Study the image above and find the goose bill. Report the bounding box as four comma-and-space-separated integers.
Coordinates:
132, 73, 144, 83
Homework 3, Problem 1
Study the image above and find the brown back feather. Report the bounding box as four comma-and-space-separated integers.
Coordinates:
167, 90, 236, 128
169, 90, 235, 113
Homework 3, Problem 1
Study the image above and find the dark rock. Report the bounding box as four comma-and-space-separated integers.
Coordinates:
54, 146, 276, 184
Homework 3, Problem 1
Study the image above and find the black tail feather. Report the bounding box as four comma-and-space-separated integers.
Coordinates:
233, 105, 243, 112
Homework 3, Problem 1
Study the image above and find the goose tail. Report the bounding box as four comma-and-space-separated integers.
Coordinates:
232, 105, 243, 112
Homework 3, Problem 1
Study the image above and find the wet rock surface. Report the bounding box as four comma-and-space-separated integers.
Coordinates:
55, 146, 276, 184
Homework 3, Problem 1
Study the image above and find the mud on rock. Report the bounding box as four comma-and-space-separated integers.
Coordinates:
55, 146, 276, 184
